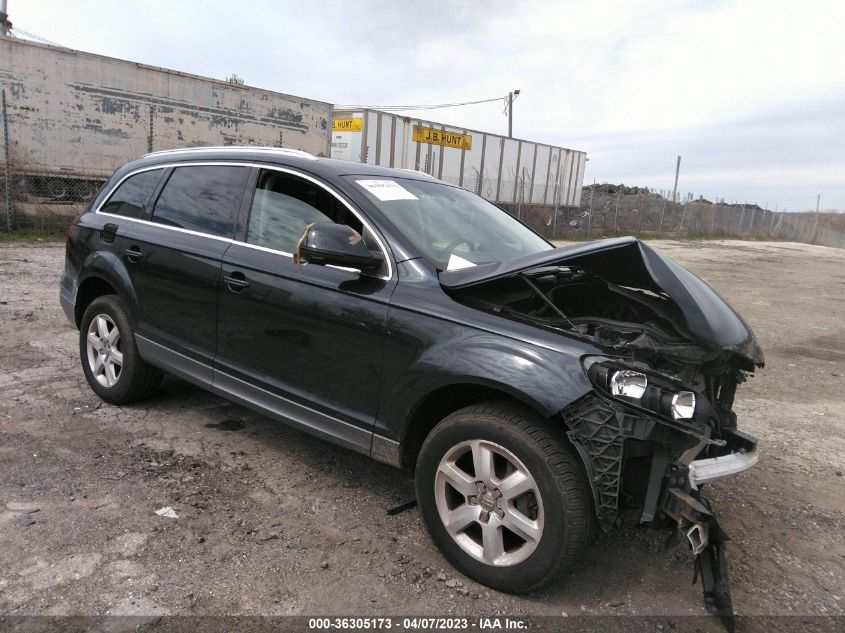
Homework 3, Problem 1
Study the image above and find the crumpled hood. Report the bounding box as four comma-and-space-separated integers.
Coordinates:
440, 237, 764, 367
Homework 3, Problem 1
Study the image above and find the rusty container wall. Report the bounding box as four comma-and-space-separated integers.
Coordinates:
330, 108, 586, 207
0, 35, 333, 181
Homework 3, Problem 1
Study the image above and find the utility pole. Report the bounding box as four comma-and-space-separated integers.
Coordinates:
813, 193, 820, 242
0, 0, 12, 36
507, 89, 520, 138
671, 155, 681, 203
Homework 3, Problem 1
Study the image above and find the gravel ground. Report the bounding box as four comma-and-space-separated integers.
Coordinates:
0, 239, 842, 625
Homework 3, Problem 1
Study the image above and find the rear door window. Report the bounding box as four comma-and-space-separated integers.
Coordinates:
100, 169, 164, 219
151, 165, 248, 238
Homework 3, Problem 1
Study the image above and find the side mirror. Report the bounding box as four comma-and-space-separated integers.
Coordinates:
296, 223, 384, 272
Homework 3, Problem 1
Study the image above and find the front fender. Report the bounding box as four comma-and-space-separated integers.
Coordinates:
381, 329, 594, 436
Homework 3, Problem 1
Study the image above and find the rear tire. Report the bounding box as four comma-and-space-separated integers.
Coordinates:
79, 295, 162, 404
415, 401, 591, 593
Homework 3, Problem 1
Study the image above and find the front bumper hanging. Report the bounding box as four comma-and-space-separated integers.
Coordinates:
660, 429, 758, 631
563, 395, 759, 632
688, 428, 759, 490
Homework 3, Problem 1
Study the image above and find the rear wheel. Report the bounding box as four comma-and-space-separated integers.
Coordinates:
415, 402, 591, 593
79, 295, 162, 403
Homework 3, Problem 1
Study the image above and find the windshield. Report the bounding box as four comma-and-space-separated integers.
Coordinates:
347, 176, 552, 270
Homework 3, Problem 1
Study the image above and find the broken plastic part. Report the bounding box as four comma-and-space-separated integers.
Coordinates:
696, 534, 735, 632
686, 522, 708, 556
688, 450, 759, 490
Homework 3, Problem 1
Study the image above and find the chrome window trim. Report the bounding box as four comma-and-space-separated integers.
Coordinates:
94, 160, 394, 280
142, 146, 317, 160
94, 162, 252, 245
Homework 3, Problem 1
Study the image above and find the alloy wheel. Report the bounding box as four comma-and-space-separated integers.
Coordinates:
86, 314, 123, 388
434, 439, 544, 566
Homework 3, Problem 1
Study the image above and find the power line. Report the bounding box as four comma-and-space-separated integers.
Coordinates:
9, 26, 65, 48
336, 95, 507, 112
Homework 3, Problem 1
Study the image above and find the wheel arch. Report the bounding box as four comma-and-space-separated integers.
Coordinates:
399, 382, 601, 524
399, 382, 517, 471
74, 251, 139, 327
74, 276, 118, 327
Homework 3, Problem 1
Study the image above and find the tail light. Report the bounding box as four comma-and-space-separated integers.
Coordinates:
66, 222, 76, 244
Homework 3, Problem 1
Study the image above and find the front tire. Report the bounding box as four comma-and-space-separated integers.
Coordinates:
79, 295, 162, 404
415, 401, 591, 593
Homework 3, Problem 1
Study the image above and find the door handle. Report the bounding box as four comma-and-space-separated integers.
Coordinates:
123, 246, 143, 263
223, 271, 251, 292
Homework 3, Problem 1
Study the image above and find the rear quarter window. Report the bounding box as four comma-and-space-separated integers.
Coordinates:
99, 169, 164, 219
151, 165, 248, 238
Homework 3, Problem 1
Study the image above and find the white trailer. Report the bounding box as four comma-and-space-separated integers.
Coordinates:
0, 35, 332, 201
331, 108, 587, 208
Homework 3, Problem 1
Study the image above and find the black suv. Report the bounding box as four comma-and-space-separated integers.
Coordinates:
61, 147, 762, 616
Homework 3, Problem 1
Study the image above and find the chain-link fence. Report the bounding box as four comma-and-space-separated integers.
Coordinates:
0, 83, 142, 233
498, 180, 845, 249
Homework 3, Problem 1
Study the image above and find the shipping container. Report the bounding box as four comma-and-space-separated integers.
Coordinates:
331, 108, 587, 208
0, 35, 332, 200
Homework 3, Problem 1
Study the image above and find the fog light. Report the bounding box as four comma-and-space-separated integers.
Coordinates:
671, 391, 696, 420
609, 370, 647, 399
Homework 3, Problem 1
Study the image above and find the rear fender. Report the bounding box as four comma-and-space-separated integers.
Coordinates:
77, 250, 140, 318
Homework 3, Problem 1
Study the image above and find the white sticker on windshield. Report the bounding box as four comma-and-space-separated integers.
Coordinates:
356, 179, 418, 201
447, 254, 477, 270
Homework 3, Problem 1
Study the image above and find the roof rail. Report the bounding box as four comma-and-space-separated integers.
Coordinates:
142, 146, 317, 160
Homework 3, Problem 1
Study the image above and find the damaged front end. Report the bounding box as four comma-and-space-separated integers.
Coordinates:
560, 384, 756, 627
441, 238, 764, 626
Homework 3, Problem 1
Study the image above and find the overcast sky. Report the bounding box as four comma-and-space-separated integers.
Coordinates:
12, 0, 845, 211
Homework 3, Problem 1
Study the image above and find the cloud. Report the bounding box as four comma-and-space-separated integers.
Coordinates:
15, 0, 845, 209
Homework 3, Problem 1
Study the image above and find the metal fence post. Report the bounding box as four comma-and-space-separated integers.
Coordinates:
658, 198, 666, 232
2, 88, 11, 232
552, 157, 562, 240
771, 213, 782, 238
678, 200, 688, 233
613, 191, 620, 234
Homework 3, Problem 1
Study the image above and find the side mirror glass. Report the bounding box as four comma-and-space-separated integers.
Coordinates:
296, 223, 384, 273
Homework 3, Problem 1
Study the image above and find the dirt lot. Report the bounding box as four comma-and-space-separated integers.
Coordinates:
0, 239, 842, 625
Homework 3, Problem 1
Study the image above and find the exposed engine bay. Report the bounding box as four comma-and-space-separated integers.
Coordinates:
450, 264, 741, 376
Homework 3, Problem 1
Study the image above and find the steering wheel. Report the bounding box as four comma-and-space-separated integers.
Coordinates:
438, 236, 477, 260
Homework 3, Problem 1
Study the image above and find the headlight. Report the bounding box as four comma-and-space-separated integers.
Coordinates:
609, 370, 647, 399
671, 391, 696, 420
585, 358, 698, 422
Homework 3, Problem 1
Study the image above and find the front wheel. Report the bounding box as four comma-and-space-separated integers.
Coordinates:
415, 402, 591, 593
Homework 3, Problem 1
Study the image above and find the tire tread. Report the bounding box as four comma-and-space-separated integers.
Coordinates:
80, 295, 162, 404
417, 400, 591, 593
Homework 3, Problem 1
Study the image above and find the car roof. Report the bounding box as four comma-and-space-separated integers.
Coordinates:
122, 146, 442, 184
